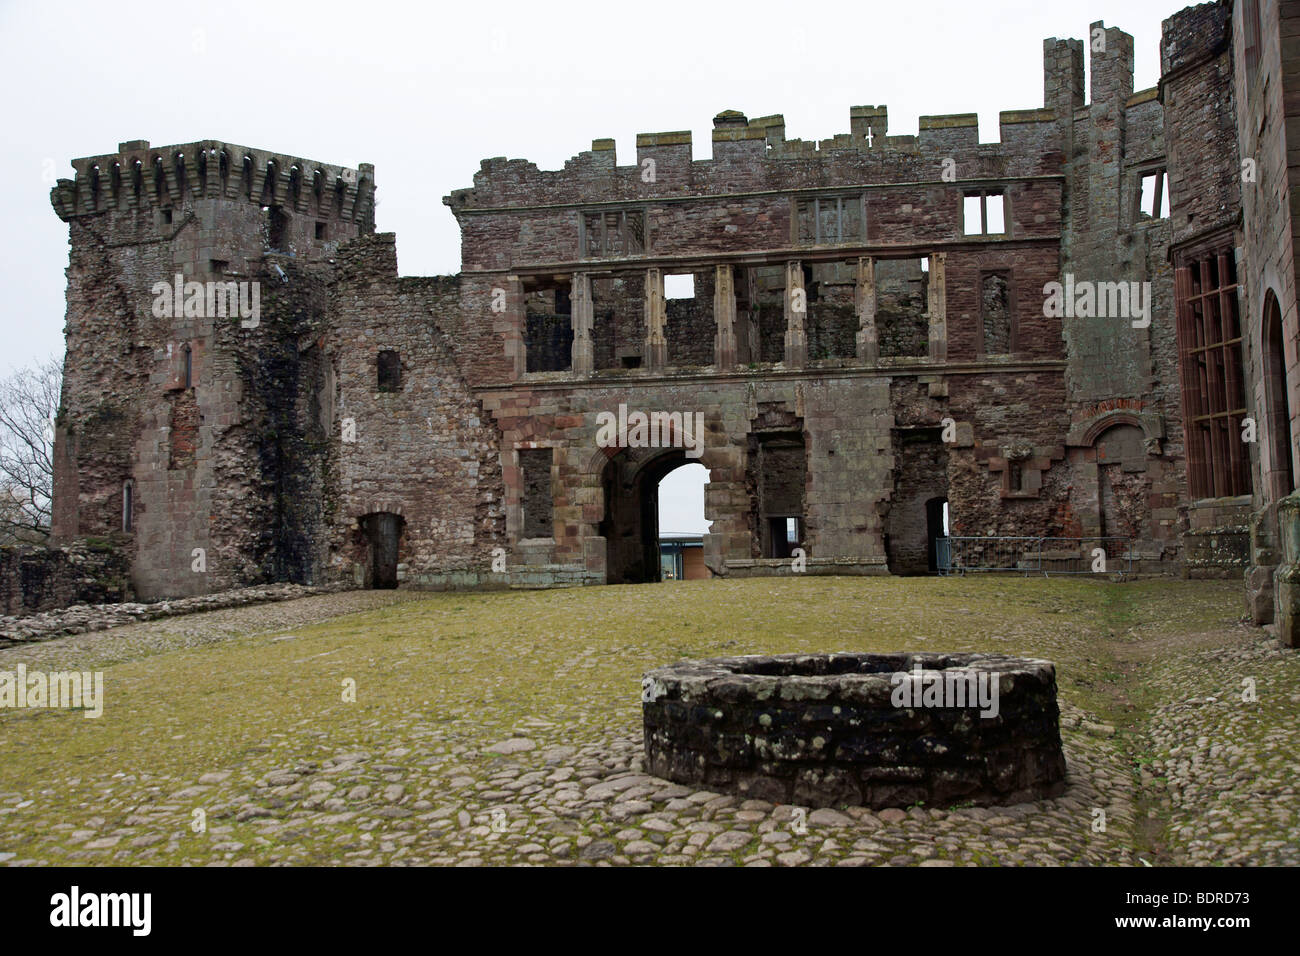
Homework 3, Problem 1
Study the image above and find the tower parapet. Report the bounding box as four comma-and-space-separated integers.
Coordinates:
50, 139, 376, 233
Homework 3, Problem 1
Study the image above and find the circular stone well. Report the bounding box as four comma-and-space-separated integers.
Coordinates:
641, 652, 1067, 809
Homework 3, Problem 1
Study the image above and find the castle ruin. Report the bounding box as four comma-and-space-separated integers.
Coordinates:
43, 4, 1300, 644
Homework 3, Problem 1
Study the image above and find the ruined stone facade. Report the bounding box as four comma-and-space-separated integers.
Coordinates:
1160, 0, 1300, 644
42, 11, 1295, 624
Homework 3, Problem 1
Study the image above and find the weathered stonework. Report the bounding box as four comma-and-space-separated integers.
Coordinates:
0, 542, 131, 616
641, 652, 1067, 809
44, 10, 1295, 605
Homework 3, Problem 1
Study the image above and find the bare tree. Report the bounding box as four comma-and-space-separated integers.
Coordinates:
0, 356, 62, 545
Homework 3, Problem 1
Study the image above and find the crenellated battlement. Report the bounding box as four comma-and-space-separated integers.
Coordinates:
445, 24, 1145, 215
50, 139, 376, 228
443, 99, 1062, 214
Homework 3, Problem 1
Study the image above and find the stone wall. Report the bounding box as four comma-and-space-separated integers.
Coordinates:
45, 15, 1238, 600
0, 542, 132, 617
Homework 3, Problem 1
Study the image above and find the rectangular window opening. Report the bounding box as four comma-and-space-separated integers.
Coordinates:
1139, 171, 1169, 220
664, 273, 695, 300
377, 349, 401, 392
985, 194, 1005, 233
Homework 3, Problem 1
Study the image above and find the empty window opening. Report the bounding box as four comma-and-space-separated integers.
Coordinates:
664, 274, 694, 299
1138, 171, 1169, 220
664, 271, 714, 367
266, 205, 288, 251
315, 221, 327, 240
804, 261, 857, 361
183, 344, 193, 389
1008, 459, 1023, 492
377, 350, 401, 392
161, 208, 173, 225
876, 258, 930, 358
525, 280, 574, 373
519, 448, 554, 539
981, 272, 1013, 355
210, 259, 227, 275
621, 355, 642, 369
985, 194, 1005, 232
964, 192, 1005, 235
122, 480, 134, 532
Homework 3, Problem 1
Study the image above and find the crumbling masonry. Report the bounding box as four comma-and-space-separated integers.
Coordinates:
46, 5, 1300, 643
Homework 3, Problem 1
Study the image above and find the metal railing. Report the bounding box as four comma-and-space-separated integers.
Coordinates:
935, 536, 1134, 577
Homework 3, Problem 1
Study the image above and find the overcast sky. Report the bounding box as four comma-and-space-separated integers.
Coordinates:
0, 0, 1186, 534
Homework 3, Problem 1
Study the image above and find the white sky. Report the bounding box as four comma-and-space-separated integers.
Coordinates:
0, 0, 1184, 532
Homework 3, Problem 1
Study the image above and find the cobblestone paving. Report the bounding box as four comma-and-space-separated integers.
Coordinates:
0, 577, 1293, 866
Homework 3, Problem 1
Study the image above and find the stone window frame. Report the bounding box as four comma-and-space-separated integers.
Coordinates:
1173, 245, 1251, 499
579, 207, 649, 258
793, 193, 867, 246
977, 268, 1017, 358
962, 189, 1007, 236
1132, 164, 1169, 224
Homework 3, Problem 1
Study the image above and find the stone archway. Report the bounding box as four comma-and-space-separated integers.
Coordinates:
600, 448, 706, 584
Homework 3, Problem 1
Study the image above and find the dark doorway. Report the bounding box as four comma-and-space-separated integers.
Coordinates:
1263, 292, 1296, 498
925, 497, 948, 573
885, 427, 949, 574
362, 512, 403, 589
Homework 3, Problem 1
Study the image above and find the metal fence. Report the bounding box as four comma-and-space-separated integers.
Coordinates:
935, 536, 1134, 577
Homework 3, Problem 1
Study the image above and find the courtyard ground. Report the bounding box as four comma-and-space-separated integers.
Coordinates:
0, 576, 1295, 866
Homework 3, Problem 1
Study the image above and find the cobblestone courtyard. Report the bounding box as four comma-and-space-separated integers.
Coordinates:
1, 577, 1296, 866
